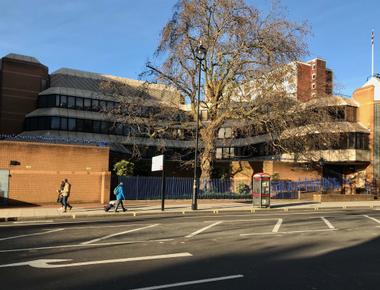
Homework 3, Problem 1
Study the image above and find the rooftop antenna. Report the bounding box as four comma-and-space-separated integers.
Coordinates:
372, 29, 375, 77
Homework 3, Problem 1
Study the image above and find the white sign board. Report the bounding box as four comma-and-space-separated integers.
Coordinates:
151, 155, 164, 171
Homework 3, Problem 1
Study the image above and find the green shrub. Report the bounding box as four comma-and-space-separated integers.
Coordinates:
236, 183, 250, 195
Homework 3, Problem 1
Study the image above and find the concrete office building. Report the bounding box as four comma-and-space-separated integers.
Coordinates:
0, 53, 373, 202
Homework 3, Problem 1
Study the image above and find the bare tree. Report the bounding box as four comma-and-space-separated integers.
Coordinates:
105, 0, 338, 179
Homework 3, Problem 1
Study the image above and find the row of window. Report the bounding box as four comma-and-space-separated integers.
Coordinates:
25, 116, 139, 136
38, 94, 118, 112
37, 94, 190, 121
23, 116, 194, 140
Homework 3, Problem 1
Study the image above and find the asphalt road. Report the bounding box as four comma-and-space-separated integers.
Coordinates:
1, 209, 380, 290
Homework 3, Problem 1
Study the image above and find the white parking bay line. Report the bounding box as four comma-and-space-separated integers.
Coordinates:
321, 217, 335, 229
0, 228, 64, 242
81, 224, 159, 245
131, 274, 244, 290
364, 215, 380, 224
272, 218, 283, 233
185, 221, 223, 238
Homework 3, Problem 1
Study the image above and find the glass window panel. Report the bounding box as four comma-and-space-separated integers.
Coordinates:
106, 101, 114, 110
100, 121, 110, 134
76, 97, 84, 109
115, 123, 123, 135
38, 95, 48, 107
216, 148, 222, 159
55, 95, 60, 107
93, 120, 101, 133
68, 118, 76, 131
24, 119, 31, 131
99, 100, 107, 111
60, 117, 67, 130
67, 96, 75, 109
92, 99, 99, 111
83, 119, 92, 132
47, 95, 56, 107
51, 117, 60, 130
38, 117, 48, 130
31, 118, 38, 130
60, 95, 67, 107
76, 119, 84, 131
218, 128, 225, 139
84, 99, 91, 110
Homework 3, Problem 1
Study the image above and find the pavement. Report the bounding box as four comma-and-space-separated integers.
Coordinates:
2, 199, 380, 222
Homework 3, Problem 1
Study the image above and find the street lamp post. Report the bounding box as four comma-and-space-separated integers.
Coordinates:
192, 43, 207, 210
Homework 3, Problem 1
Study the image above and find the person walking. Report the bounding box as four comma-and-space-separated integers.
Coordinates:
56, 180, 65, 209
61, 178, 72, 212
113, 182, 127, 212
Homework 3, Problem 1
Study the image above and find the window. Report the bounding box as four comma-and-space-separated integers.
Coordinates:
312, 74, 316, 80
38, 117, 49, 130
93, 120, 101, 133
216, 148, 222, 159
100, 121, 110, 134
75, 97, 84, 110
84, 98, 91, 110
312, 64, 316, 70
83, 119, 93, 132
60, 95, 67, 107
218, 127, 232, 138
51, 117, 60, 130
312, 83, 316, 89
92, 99, 99, 111
41, 79, 48, 90
55, 95, 60, 107
60, 117, 68, 130
114, 123, 123, 135
38, 95, 48, 107
201, 110, 208, 121
68, 118, 76, 131
106, 101, 114, 110
99, 100, 107, 111
67, 96, 75, 109
76, 119, 84, 131
47, 95, 56, 107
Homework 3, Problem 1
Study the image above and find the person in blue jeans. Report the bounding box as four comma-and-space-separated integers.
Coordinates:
113, 182, 127, 212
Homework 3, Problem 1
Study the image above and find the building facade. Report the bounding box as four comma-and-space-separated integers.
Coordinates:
0, 53, 373, 194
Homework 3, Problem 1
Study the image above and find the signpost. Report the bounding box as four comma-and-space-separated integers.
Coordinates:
152, 155, 165, 211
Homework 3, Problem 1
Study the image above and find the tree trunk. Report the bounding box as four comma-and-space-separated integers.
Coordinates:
199, 126, 216, 180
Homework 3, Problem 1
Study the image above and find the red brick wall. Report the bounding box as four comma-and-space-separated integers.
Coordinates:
0, 141, 110, 205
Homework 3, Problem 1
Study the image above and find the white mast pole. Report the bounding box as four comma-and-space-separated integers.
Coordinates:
372, 30, 375, 76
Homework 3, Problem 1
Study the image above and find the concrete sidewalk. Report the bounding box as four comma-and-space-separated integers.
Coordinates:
1, 199, 380, 222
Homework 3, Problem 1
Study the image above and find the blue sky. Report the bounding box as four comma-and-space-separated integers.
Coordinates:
0, 0, 379, 96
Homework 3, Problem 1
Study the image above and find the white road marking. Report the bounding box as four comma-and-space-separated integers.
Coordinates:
240, 228, 336, 236
0, 239, 173, 253
81, 224, 159, 245
364, 215, 380, 224
131, 274, 244, 290
185, 221, 223, 238
13, 220, 54, 224
0, 228, 64, 242
204, 218, 279, 223
272, 218, 283, 233
0, 252, 192, 269
321, 217, 335, 229
278, 228, 336, 234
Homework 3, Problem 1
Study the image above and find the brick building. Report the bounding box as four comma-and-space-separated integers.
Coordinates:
0, 54, 49, 134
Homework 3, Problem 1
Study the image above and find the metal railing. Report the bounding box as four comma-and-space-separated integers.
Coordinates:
118, 176, 343, 200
